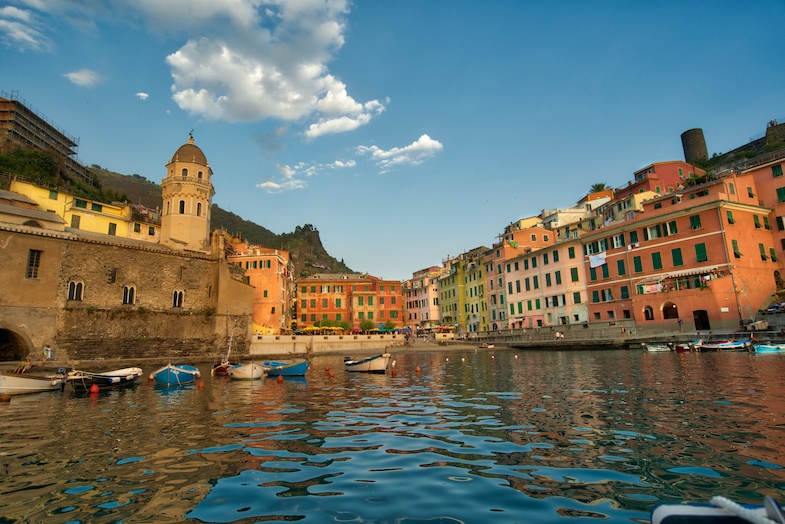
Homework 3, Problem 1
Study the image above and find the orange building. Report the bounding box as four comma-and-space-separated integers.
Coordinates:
615, 161, 704, 201
581, 171, 780, 333
227, 243, 294, 334
296, 274, 404, 329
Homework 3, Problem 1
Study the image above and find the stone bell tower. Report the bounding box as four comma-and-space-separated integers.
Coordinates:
160, 133, 215, 252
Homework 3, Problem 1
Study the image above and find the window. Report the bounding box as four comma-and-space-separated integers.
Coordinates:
728, 183, 735, 195
74, 199, 87, 209
666, 221, 678, 235
732, 239, 742, 258
179, 200, 185, 214
524, 278, 530, 291
108, 223, 117, 235
570, 267, 579, 282
71, 215, 81, 228
49, 190, 58, 200
310, 299, 317, 308
764, 216, 772, 230
568, 246, 575, 259
134, 223, 141, 233
770, 248, 778, 262
553, 250, 559, 262
573, 292, 581, 304
652, 252, 662, 270
689, 215, 702, 230
592, 291, 600, 303
620, 286, 629, 299
91, 203, 103, 212
644, 306, 654, 321
555, 271, 562, 285
760, 243, 768, 261
67, 280, 83, 301
601, 264, 609, 279
778, 187, 785, 202
617, 259, 626, 276
533, 276, 539, 289
545, 273, 552, 287
336, 298, 342, 308
727, 210, 735, 224
543, 253, 549, 265
747, 187, 755, 198
148, 226, 155, 236
182, 168, 188, 177
672, 248, 683, 266
754, 215, 762, 229
172, 290, 184, 307
197, 202, 202, 216
633, 256, 642, 273
26, 250, 42, 278
629, 230, 639, 244
774, 164, 783, 178
695, 243, 708, 263
198, 171, 203, 179
122, 285, 135, 305
368, 297, 373, 306
322, 298, 328, 308
590, 267, 597, 281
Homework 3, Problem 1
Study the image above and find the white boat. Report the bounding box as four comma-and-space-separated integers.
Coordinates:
643, 343, 672, 352
228, 362, 265, 380
344, 353, 392, 373
479, 343, 494, 349
651, 495, 785, 523
0, 371, 64, 396
66, 367, 143, 391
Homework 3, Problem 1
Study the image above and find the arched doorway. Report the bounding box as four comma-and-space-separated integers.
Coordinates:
0, 328, 32, 362
663, 301, 679, 319
693, 310, 710, 330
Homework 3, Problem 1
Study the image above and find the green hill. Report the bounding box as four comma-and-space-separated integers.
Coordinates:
90, 166, 352, 278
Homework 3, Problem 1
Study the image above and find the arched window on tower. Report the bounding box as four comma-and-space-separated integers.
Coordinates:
172, 290, 184, 308
182, 168, 188, 177
198, 171, 203, 179
197, 202, 202, 216
179, 200, 185, 214
123, 285, 136, 305
67, 280, 84, 301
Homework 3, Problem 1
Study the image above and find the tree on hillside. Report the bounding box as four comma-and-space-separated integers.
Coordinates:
588, 182, 609, 193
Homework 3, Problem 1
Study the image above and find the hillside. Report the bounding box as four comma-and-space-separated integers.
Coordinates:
93, 167, 353, 278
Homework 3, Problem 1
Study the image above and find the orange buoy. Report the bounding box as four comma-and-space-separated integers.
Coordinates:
277, 375, 283, 383
391, 369, 397, 376
415, 366, 421, 373
197, 381, 205, 390
329, 372, 335, 378
325, 365, 330, 372
90, 384, 100, 393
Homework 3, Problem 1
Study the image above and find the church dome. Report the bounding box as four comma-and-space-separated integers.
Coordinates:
171, 136, 208, 166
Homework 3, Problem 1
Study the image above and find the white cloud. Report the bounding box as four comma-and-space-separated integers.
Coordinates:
357, 134, 444, 172
63, 69, 101, 87
135, 92, 149, 100
0, 5, 52, 52
257, 157, 356, 193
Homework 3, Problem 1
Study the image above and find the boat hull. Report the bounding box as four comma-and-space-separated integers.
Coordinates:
67, 367, 143, 391
695, 339, 752, 351
263, 360, 309, 377
149, 364, 200, 385
643, 343, 672, 352
344, 353, 391, 373
0, 372, 64, 395
228, 363, 265, 380
754, 343, 785, 354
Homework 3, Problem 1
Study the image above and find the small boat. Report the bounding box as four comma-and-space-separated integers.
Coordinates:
228, 362, 265, 380
263, 360, 309, 377
754, 343, 785, 354
479, 343, 495, 349
695, 338, 752, 351
344, 353, 392, 373
0, 370, 64, 396
651, 495, 785, 524
149, 363, 200, 385
643, 343, 672, 352
673, 340, 699, 353
66, 367, 143, 392
212, 326, 239, 376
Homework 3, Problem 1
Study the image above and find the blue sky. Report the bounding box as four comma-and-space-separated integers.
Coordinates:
2, 1, 784, 281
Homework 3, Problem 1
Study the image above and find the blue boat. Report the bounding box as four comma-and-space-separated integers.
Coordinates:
754, 343, 785, 354
651, 495, 784, 523
149, 363, 201, 385
263, 359, 309, 377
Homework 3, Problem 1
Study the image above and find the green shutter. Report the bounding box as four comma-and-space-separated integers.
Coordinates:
672, 248, 683, 266
617, 259, 625, 276
695, 243, 708, 262
633, 256, 642, 273
571, 267, 579, 282
652, 252, 662, 270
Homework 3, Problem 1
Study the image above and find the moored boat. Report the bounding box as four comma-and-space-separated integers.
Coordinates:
149, 363, 200, 385
753, 343, 785, 354
643, 343, 672, 352
0, 370, 64, 396
344, 353, 391, 373
228, 362, 265, 380
695, 338, 752, 351
263, 359, 309, 377
66, 367, 143, 391
479, 343, 495, 349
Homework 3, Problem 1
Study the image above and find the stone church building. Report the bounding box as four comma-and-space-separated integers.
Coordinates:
0, 137, 253, 362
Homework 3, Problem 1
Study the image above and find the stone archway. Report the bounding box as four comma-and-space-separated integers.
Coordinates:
0, 328, 33, 362
663, 301, 679, 320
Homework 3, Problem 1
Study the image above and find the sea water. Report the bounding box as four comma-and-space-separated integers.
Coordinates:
1, 349, 784, 523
